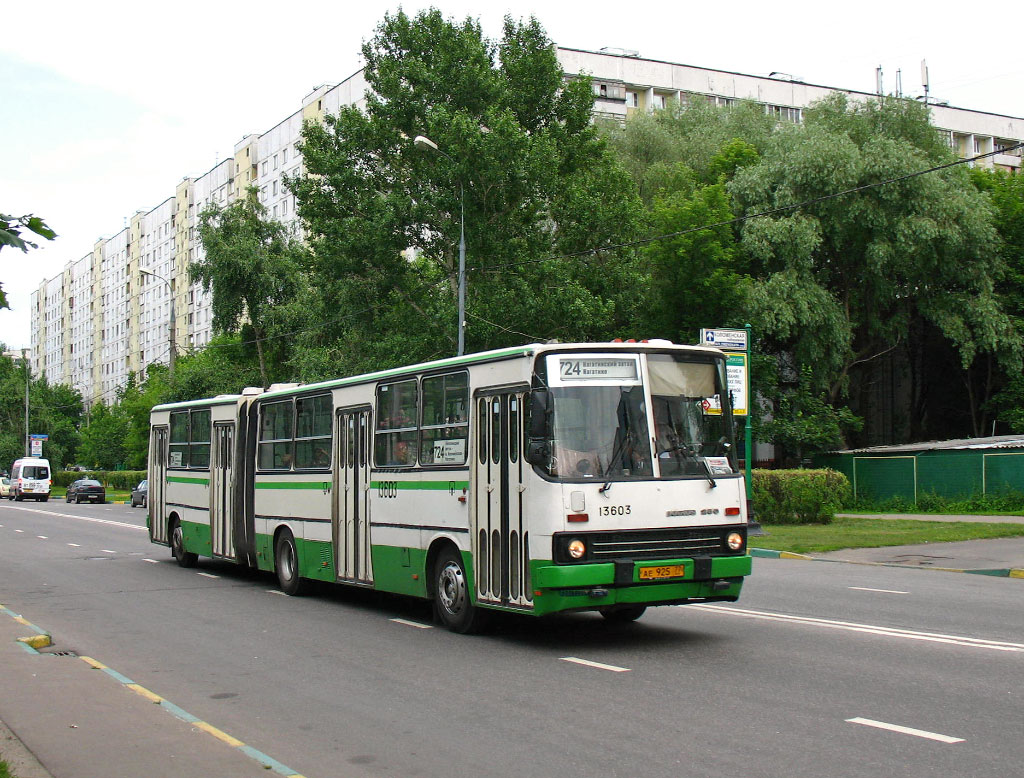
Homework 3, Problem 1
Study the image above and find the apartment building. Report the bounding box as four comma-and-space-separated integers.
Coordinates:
29, 50, 1020, 405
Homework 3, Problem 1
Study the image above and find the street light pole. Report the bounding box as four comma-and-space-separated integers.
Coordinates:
140, 267, 175, 379
414, 135, 466, 356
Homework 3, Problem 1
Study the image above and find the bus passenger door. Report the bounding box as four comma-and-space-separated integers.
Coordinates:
210, 423, 235, 559
149, 426, 168, 544
334, 407, 373, 584
473, 390, 530, 608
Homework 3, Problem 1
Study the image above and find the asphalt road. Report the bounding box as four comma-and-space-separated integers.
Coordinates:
1, 500, 1022, 778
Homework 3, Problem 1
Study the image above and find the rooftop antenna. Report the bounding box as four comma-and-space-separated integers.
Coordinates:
896, 69, 902, 98
921, 59, 930, 106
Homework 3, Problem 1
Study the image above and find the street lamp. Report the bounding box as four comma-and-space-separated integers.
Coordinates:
140, 267, 176, 379
414, 134, 466, 356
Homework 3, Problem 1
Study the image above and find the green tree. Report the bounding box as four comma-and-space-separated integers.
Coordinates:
0, 213, 56, 309
971, 166, 1024, 432
729, 94, 1019, 449
78, 403, 129, 470
291, 10, 643, 376
194, 187, 305, 387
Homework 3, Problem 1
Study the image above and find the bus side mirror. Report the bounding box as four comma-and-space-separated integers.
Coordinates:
525, 390, 550, 467
529, 390, 549, 438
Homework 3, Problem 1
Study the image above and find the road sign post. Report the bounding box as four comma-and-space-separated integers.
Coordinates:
700, 325, 761, 536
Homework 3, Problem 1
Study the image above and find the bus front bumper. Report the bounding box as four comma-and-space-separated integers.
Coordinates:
529, 555, 752, 616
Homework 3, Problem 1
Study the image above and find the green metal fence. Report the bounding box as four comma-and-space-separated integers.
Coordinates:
816, 449, 1024, 503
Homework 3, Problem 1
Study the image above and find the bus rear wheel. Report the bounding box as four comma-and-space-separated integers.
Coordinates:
600, 605, 647, 623
433, 548, 488, 634
275, 530, 305, 596
171, 518, 198, 568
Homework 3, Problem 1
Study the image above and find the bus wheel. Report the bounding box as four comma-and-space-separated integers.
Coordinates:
433, 548, 488, 634
275, 530, 305, 596
600, 605, 647, 623
171, 519, 198, 568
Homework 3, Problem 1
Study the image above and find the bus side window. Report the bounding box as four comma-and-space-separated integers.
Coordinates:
375, 380, 418, 467
420, 372, 468, 466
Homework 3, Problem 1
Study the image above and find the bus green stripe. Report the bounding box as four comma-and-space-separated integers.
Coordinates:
255, 481, 331, 490
167, 476, 210, 485
370, 480, 469, 491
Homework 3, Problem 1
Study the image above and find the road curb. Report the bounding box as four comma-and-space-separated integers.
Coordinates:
750, 547, 1024, 579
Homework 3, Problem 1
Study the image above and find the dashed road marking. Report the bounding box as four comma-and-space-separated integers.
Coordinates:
196, 572, 220, 579
561, 656, 631, 673
390, 618, 433, 629
68, 543, 81, 547
144, 558, 160, 564
267, 590, 287, 596
101, 549, 116, 554
848, 586, 909, 594
846, 717, 964, 743
37, 535, 48, 539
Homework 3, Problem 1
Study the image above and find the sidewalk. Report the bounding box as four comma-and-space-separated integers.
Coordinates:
756, 513, 1024, 576
0, 606, 295, 778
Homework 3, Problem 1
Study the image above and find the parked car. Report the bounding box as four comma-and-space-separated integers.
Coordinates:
66, 478, 106, 504
130, 479, 148, 508
10, 457, 51, 502
0, 477, 10, 498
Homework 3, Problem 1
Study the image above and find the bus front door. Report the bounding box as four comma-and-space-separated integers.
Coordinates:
473, 391, 531, 608
334, 407, 373, 585
149, 426, 168, 544
210, 423, 235, 559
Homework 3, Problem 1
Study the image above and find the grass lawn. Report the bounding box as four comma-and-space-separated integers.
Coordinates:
751, 515, 1024, 554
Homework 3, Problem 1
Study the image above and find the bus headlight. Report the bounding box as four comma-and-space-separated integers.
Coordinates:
568, 539, 587, 559
726, 532, 744, 551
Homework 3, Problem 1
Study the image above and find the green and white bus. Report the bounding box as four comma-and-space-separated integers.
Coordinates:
147, 341, 752, 632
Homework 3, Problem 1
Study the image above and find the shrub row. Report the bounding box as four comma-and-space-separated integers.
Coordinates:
54, 470, 146, 490
752, 468, 851, 525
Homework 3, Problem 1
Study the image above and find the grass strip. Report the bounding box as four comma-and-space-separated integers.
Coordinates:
752, 515, 1024, 554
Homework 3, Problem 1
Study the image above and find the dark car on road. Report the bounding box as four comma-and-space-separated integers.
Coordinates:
131, 479, 148, 508
66, 479, 106, 504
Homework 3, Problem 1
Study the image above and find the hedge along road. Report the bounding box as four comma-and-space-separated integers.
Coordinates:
2, 500, 1023, 778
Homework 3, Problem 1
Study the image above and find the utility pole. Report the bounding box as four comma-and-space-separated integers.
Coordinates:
22, 348, 29, 456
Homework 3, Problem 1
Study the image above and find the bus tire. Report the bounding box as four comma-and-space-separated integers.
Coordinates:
600, 605, 647, 623
275, 530, 305, 596
171, 518, 198, 568
433, 548, 488, 634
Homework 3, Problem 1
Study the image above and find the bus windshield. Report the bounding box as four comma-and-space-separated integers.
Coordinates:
540, 352, 736, 481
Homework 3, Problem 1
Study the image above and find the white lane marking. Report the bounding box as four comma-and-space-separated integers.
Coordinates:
689, 604, 1024, 652
389, 618, 433, 629
143, 559, 159, 564
848, 586, 909, 594
14, 529, 24, 533
846, 717, 964, 744
68, 543, 81, 547
561, 657, 631, 673
267, 590, 288, 596
37, 535, 48, 539
3, 505, 145, 531
101, 549, 116, 554
196, 572, 220, 579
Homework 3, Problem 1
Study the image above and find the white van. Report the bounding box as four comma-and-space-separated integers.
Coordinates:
10, 458, 51, 502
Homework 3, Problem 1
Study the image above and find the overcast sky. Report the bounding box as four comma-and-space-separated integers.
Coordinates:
3, 0, 1022, 350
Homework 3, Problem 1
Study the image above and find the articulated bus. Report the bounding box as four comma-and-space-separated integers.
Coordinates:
147, 341, 752, 632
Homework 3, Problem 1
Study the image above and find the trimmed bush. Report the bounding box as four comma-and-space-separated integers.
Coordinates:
753, 468, 851, 525
55, 470, 146, 490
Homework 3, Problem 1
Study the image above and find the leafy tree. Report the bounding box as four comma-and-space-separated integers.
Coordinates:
77, 402, 128, 470
291, 10, 643, 376
194, 187, 305, 387
728, 94, 1018, 448
971, 167, 1024, 432
0, 212, 56, 309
